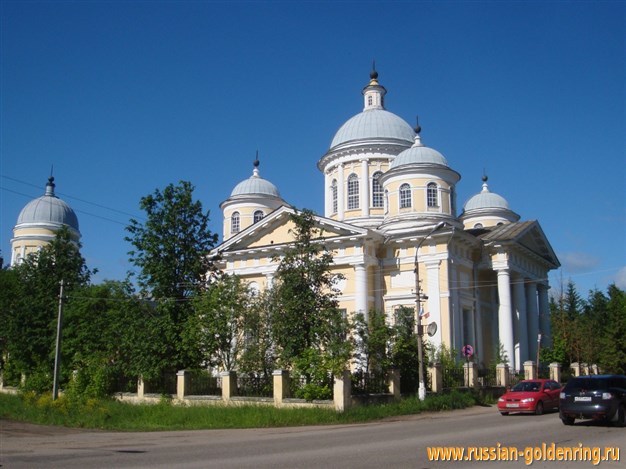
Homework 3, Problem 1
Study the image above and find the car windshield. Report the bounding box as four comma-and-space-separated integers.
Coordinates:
511, 382, 541, 392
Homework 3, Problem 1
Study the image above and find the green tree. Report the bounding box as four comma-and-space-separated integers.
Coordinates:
125, 181, 219, 371
269, 209, 352, 393
238, 289, 276, 377
2, 227, 92, 388
352, 309, 393, 373
182, 274, 251, 371
598, 284, 626, 373
390, 306, 419, 393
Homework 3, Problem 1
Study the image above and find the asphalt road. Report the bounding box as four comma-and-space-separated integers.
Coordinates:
1, 405, 624, 468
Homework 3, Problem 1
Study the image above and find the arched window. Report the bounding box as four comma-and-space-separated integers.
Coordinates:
372, 171, 383, 208
399, 183, 412, 208
231, 211, 240, 234
367, 95, 373, 106
347, 173, 359, 210
427, 183, 439, 207
331, 179, 338, 213
253, 210, 264, 223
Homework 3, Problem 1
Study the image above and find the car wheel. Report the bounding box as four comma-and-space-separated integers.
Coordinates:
500, 411, 509, 416
561, 416, 575, 426
535, 401, 544, 416
613, 405, 625, 428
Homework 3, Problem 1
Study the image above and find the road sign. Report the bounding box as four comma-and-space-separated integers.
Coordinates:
462, 344, 474, 357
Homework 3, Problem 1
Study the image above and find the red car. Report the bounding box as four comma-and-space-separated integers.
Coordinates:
497, 379, 561, 415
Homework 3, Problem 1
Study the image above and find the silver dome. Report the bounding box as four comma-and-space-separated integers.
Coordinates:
16, 177, 79, 231
391, 137, 449, 168
329, 109, 415, 149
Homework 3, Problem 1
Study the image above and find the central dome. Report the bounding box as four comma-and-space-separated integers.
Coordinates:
330, 109, 415, 150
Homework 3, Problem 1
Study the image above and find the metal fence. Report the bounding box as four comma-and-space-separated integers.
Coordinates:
351, 370, 389, 395
187, 372, 221, 396
477, 368, 497, 387
145, 371, 177, 395
442, 366, 465, 388
112, 374, 138, 393
290, 374, 334, 400
237, 374, 273, 397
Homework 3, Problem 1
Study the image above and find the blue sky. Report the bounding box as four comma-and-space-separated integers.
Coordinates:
1, 1, 624, 296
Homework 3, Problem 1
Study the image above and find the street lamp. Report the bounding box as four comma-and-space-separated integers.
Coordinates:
414, 221, 450, 401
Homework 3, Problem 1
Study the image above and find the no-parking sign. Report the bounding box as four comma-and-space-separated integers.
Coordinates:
462, 344, 474, 357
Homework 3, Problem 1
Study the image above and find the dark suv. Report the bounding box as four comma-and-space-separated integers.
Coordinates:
559, 374, 626, 426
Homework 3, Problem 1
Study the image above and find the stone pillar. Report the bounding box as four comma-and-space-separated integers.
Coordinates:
581, 363, 589, 376
337, 164, 345, 221
591, 364, 599, 375
497, 269, 515, 371
137, 376, 145, 399
333, 370, 352, 412
464, 362, 478, 388
354, 263, 368, 320
428, 363, 443, 393
387, 369, 401, 401
526, 281, 539, 362
549, 363, 561, 383
523, 361, 537, 380
571, 362, 582, 377
513, 276, 528, 371
220, 371, 237, 401
272, 369, 290, 406
496, 364, 510, 388
538, 284, 551, 347
361, 159, 370, 218
425, 260, 443, 348
176, 370, 190, 400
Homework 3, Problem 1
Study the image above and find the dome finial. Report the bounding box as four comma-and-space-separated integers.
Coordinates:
415, 115, 422, 135
370, 60, 378, 80
254, 150, 260, 168
481, 172, 490, 192
45, 175, 56, 196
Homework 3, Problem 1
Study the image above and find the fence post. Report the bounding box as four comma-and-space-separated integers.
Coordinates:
549, 363, 561, 383
272, 369, 290, 406
220, 371, 237, 402
137, 375, 145, 399
581, 363, 590, 375
463, 362, 478, 388
177, 370, 190, 400
428, 363, 442, 393
0, 369, 4, 391
523, 361, 537, 380
387, 369, 401, 401
333, 370, 352, 412
496, 364, 510, 388
571, 362, 581, 377
591, 364, 599, 375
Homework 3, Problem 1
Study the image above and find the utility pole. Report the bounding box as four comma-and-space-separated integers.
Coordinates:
52, 280, 64, 400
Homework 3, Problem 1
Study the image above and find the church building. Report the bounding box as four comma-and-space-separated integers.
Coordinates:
215, 69, 560, 371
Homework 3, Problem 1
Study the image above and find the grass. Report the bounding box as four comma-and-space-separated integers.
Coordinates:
0, 390, 488, 431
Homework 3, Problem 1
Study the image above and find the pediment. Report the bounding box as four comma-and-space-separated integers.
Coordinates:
479, 220, 560, 268
214, 206, 375, 255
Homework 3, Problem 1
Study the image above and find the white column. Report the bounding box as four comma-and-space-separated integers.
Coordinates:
374, 262, 382, 311
324, 172, 331, 217
425, 260, 443, 348
354, 263, 368, 321
526, 281, 539, 363
513, 276, 528, 370
361, 159, 370, 218
538, 284, 551, 347
497, 269, 515, 371
337, 164, 345, 221
266, 272, 274, 289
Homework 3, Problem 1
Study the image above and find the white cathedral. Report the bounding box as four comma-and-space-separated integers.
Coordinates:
10, 69, 560, 372
214, 69, 560, 371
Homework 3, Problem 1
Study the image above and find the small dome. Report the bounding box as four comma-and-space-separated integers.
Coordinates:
230, 159, 281, 198
463, 178, 510, 211
391, 134, 448, 168
329, 109, 415, 149
16, 177, 79, 231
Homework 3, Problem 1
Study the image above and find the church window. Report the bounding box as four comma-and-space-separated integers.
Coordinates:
372, 171, 383, 208
253, 210, 264, 223
231, 212, 240, 234
331, 179, 338, 213
399, 183, 412, 208
427, 183, 439, 207
367, 95, 373, 106
347, 173, 359, 210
